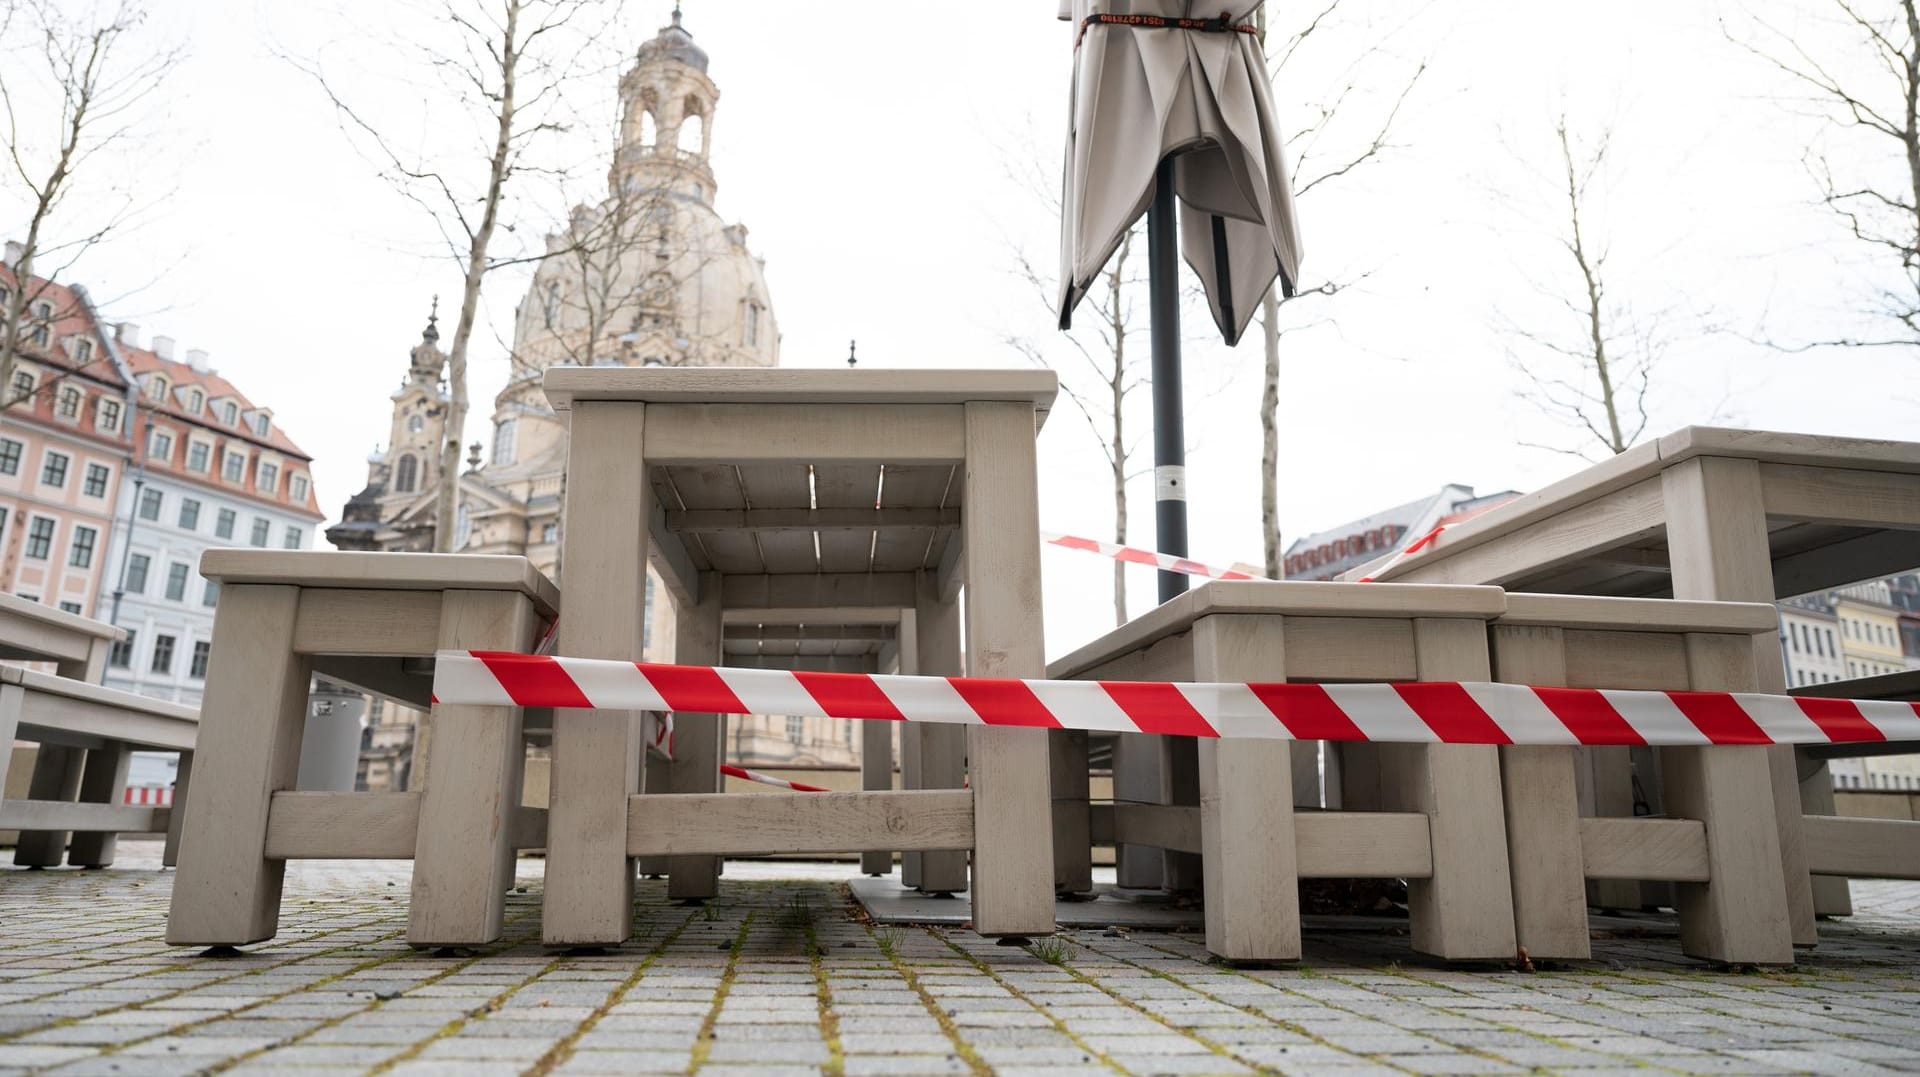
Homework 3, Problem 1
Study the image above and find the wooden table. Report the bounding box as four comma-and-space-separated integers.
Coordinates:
540, 367, 1059, 946
1356, 426, 1920, 942
167, 551, 557, 949
1491, 593, 1791, 964
1792, 671, 1920, 885
1047, 580, 1517, 963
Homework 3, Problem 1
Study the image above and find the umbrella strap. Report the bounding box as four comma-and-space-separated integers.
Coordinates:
1075, 12, 1258, 49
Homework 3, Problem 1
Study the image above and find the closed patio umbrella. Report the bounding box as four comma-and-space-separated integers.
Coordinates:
1056, 0, 1303, 346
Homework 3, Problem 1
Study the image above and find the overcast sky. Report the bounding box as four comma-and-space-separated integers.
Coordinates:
11, 0, 1914, 658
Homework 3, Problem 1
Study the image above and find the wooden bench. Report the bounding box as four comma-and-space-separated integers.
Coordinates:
1791, 670, 1920, 886
1, 666, 197, 868
1491, 594, 1793, 964
165, 550, 558, 949
1355, 426, 1920, 942
1048, 580, 1517, 963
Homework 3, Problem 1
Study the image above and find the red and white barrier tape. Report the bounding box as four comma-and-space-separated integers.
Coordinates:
1043, 532, 1265, 581
1356, 524, 1446, 583
720, 763, 831, 792
122, 785, 173, 806
432, 651, 1918, 748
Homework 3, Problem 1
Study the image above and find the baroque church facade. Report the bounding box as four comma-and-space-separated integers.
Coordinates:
331, 11, 859, 788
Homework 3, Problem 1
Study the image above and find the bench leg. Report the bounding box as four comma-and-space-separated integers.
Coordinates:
163, 751, 194, 868
67, 746, 133, 867
1112, 733, 1167, 889
665, 575, 723, 902
1662, 745, 1794, 964
860, 719, 895, 876
1050, 730, 1092, 895
914, 573, 967, 895
167, 585, 311, 946
13, 745, 85, 867
637, 747, 670, 877
1501, 746, 1590, 960
1799, 757, 1853, 916
408, 590, 539, 947
899, 723, 923, 889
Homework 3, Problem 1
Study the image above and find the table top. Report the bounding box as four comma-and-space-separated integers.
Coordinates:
1354, 426, 1920, 598
1048, 579, 1506, 679
201, 551, 562, 619
543, 367, 1059, 425
1497, 593, 1779, 634
0, 592, 124, 670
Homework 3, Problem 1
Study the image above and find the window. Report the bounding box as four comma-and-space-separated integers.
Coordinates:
256, 461, 279, 492
394, 454, 418, 493
187, 441, 211, 472
254, 414, 270, 437
746, 303, 760, 346
492, 420, 515, 466
138, 487, 162, 521
188, 388, 204, 412
151, 634, 175, 675
74, 338, 92, 362
0, 437, 18, 474
149, 430, 173, 462
408, 414, 424, 433
249, 517, 270, 547
202, 578, 220, 608
190, 640, 210, 679
97, 398, 121, 433
29, 302, 50, 346
282, 526, 302, 549
178, 497, 200, 530
9, 369, 30, 400
787, 715, 804, 744
215, 508, 235, 540
25, 517, 54, 559
39, 451, 67, 487
221, 401, 237, 424
544, 281, 560, 328
146, 376, 169, 402
541, 522, 557, 543
165, 562, 189, 601
68, 525, 96, 568
454, 504, 471, 549
83, 462, 109, 497
290, 474, 308, 501
56, 387, 80, 419
109, 631, 135, 669
59, 601, 81, 614
125, 553, 149, 593
222, 449, 245, 483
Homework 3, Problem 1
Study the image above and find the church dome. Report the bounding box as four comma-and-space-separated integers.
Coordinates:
637, 7, 707, 74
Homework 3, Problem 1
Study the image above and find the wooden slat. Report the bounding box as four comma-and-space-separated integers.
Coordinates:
1801, 816, 1920, 880
1759, 463, 1920, 527
1578, 817, 1711, 882
1660, 425, 1920, 473
1296, 812, 1434, 878
0, 800, 162, 833
1282, 617, 1417, 682
293, 590, 443, 657
718, 573, 918, 612
1500, 594, 1776, 634
624, 790, 973, 856
1110, 804, 1201, 854
1563, 630, 1689, 691
667, 507, 960, 534
1771, 529, 1920, 598
1378, 476, 1669, 587
640, 404, 967, 464
200, 550, 559, 617
1492, 622, 1592, 960
543, 366, 1058, 422
14, 683, 198, 752
264, 792, 420, 859
310, 656, 432, 709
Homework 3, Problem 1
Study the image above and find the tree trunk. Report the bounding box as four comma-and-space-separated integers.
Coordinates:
433, 0, 523, 552
1108, 235, 1130, 626
1259, 287, 1282, 579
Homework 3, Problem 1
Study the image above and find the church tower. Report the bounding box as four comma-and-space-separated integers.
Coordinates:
326, 304, 449, 552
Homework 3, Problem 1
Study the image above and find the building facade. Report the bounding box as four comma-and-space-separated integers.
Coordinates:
1779, 595, 1845, 689
1282, 484, 1521, 582
0, 268, 134, 618
332, 12, 852, 785
93, 333, 326, 708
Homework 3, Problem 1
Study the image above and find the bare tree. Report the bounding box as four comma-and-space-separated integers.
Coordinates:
297, 0, 609, 552
0, 0, 176, 410
1254, 1, 1424, 577
1500, 116, 1699, 458
1727, 0, 1920, 349
1011, 227, 1145, 626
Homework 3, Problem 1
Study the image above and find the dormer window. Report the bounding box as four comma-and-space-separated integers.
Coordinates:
57, 386, 81, 420
188, 388, 203, 412
30, 303, 50, 346
256, 461, 279, 492
146, 376, 168, 402
96, 398, 121, 433
73, 339, 93, 362
221, 400, 237, 425
745, 303, 760, 347
253, 414, 270, 437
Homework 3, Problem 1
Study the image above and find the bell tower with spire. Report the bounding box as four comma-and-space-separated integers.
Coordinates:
613, 4, 719, 205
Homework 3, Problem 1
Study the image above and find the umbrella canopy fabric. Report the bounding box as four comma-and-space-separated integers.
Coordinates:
1057, 1, 1304, 346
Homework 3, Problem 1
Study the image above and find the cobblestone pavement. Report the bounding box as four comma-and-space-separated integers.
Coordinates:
4, 846, 1920, 1075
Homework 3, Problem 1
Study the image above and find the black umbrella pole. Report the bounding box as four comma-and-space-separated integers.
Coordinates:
1147, 157, 1187, 605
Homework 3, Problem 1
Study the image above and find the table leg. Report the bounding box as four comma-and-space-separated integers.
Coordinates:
163, 750, 193, 868
167, 585, 311, 946
1491, 624, 1590, 960
861, 719, 895, 876
546, 401, 651, 947
67, 745, 133, 867
1799, 757, 1853, 916
962, 402, 1053, 938
914, 572, 967, 895
667, 573, 723, 902
1050, 730, 1092, 896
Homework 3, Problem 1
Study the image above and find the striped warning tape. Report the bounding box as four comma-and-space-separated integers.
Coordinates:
1042, 532, 1266, 581
721, 763, 831, 792
431, 651, 1917, 748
